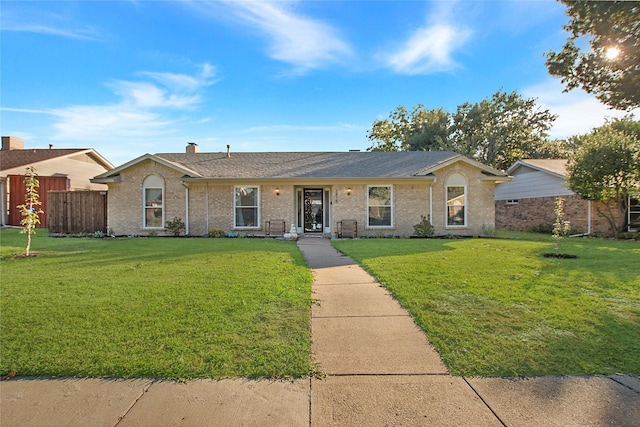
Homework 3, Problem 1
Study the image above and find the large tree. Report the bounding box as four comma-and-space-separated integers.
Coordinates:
545, 1, 640, 110
567, 124, 640, 235
367, 90, 557, 171
451, 90, 557, 170
367, 105, 450, 152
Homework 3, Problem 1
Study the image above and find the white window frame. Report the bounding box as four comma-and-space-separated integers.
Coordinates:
445, 173, 467, 228
234, 186, 260, 229
142, 175, 165, 229
367, 185, 393, 228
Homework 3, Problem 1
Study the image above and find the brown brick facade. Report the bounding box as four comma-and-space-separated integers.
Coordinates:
104, 159, 502, 237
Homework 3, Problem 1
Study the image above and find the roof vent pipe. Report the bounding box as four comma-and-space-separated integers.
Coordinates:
226, 145, 231, 158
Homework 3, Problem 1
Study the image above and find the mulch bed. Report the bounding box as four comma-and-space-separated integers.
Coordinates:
543, 253, 577, 259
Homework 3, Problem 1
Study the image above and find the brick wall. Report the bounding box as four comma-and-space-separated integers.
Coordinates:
106, 159, 502, 237
105, 160, 186, 236
495, 195, 618, 237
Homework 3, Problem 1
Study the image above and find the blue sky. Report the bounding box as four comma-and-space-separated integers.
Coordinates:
1, 0, 636, 166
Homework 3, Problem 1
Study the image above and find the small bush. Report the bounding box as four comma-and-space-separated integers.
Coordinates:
481, 224, 496, 237
528, 223, 553, 234
208, 228, 225, 238
413, 215, 434, 237
165, 217, 185, 236
617, 231, 640, 240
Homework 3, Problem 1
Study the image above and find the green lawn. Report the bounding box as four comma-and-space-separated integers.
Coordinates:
332, 234, 640, 377
0, 229, 313, 379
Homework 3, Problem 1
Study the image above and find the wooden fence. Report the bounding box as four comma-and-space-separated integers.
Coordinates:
47, 191, 107, 234
7, 174, 69, 228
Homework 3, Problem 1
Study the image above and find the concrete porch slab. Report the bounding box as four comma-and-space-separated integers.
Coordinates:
118, 379, 309, 427
312, 265, 378, 285
313, 283, 407, 317
312, 316, 448, 375
466, 375, 640, 427
0, 378, 153, 427
311, 375, 502, 427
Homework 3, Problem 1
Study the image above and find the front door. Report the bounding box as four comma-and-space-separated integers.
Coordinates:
303, 189, 323, 233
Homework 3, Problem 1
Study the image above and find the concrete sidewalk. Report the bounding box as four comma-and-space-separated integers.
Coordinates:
301, 237, 640, 427
1, 237, 639, 426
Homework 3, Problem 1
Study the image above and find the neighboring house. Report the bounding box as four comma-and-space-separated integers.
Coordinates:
0, 136, 114, 227
91, 143, 510, 237
495, 159, 639, 236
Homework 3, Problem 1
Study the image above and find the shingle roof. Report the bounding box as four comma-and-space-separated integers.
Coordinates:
154, 151, 465, 179
0, 149, 87, 171
511, 159, 568, 177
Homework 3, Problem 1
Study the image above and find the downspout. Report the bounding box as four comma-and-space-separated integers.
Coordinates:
183, 183, 190, 236
429, 180, 434, 225
206, 182, 209, 232
588, 199, 592, 235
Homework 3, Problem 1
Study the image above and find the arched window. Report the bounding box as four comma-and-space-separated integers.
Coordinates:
143, 175, 164, 228
446, 173, 467, 227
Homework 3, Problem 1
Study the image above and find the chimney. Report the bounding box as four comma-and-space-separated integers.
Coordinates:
1, 136, 25, 151
186, 142, 200, 154
49, 144, 53, 150
226, 144, 231, 158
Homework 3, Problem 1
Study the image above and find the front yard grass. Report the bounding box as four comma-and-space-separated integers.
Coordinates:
0, 229, 313, 379
332, 234, 640, 377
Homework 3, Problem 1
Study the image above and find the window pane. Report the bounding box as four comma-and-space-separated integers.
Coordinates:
145, 208, 163, 228
235, 187, 257, 206
368, 186, 392, 227
369, 206, 391, 226
368, 187, 390, 206
145, 189, 162, 207
235, 187, 259, 227
236, 208, 257, 227
447, 186, 465, 226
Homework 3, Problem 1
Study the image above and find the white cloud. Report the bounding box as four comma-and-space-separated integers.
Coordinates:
381, 2, 471, 74
523, 79, 639, 139
0, 7, 103, 41
48, 64, 217, 141
189, 0, 352, 74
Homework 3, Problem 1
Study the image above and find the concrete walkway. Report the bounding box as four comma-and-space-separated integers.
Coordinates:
2, 237, 639, 426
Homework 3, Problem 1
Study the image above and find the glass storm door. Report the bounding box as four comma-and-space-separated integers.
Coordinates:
303, 189, 323, 233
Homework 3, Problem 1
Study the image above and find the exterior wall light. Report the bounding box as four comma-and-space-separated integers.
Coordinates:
347, 187, 351, 196
275, 187, 280, 196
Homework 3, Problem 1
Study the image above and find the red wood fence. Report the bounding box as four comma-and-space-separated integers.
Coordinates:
7, 174, 69, 228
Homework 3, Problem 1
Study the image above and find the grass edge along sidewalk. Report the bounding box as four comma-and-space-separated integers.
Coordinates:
332, 234, 640, 377
0, 229, 314, 380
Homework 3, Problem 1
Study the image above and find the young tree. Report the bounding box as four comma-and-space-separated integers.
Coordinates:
552, 197, 571, 256
567, 126, 640, 235
16, 166, 44, 256
545, 1, 640, 110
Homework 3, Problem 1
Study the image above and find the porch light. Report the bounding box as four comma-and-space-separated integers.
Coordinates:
275, 187, 280, 196
347, 187, 351, 196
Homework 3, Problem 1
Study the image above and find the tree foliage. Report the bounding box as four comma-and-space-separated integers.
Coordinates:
17, 166, 44, 256
367, 89, 557, 171
450, 90, 557, 170
567, 124, 640, 235
545, 1, 640, 110
367, 105, 450, 152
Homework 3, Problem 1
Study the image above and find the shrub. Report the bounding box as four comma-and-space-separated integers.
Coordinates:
617, 231, 640, 240
481, 224, 496, 237
165, 217, 185, 236
208, 228, 225, 238
413, 215, 434, 237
